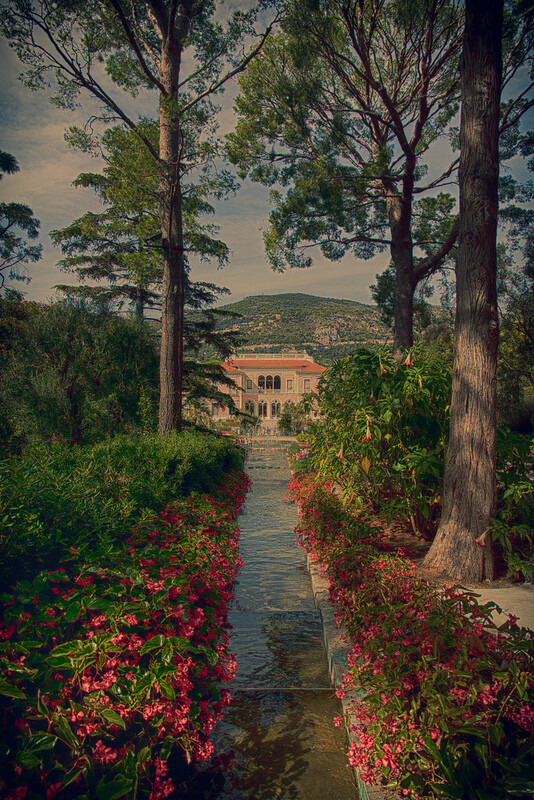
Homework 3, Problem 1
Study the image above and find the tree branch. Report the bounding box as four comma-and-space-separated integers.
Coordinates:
414, 216, 459, 281
106, 0, 166, 94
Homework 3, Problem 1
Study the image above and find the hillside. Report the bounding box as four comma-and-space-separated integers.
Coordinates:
201, 293, 393, 363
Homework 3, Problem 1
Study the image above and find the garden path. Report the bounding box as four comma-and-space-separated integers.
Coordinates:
179, 439, 357, 799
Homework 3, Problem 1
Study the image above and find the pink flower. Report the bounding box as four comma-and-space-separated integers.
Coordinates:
92, 740, 119, 765
6, 788, 28, 800
403, 352, 413, 366
509, 704, 534, 733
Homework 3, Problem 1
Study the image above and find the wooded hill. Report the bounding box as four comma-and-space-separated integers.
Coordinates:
200, 293, 393, 363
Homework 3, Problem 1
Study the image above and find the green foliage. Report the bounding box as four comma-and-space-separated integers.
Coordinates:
0, 0, 280, 431
53, 121, 237, 319
0, 470, 249, 798
228, 1, 462, 347
0, 300, 158, 450
371, 263, 445, 335
0, 430, 244, 591
492, 427, 534, 580
287, 442, 310, 473
309, 347, 451, 535
307, 345, 534, 576
279, 400, 308, 435
0, 150, 42, 293
498, 276, 534, 430
290, 475, 534, 800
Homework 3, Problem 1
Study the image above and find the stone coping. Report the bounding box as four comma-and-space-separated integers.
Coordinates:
306, 553, 400, 800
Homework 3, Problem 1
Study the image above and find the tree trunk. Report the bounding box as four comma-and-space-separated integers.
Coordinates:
423, 0, 502, 583
158, 37, 186, 435
388, 193, 415, 351
135, 286, 144, 320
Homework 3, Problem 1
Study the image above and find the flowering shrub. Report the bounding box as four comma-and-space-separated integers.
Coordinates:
308, 347, 451, 536
0, 430, 244, 588
287, 443, 310, 474
289, 474, 534, 800
0, 471, 250, 799
307, 347, 534, 578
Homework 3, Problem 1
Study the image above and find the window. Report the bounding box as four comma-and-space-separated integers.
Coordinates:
287, 379, 293, 391
246, 379, 252, 391
258, 375, 265, 390
274, 375, 281, 390
245, 400, 255, 414
266, 375, 273, 390
303, 378, 311, 391
271, 401, 281, 417
258, 401, 267, 417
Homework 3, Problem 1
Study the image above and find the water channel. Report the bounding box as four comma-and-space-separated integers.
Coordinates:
176, 440, 357, 799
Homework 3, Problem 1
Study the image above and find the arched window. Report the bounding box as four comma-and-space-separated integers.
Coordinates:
266, 375, 273, 390
271, 401, 281, 417
274, 375, 281, 390
258, 401, 267, 417
245, 400, 255, 414
258, 375, 265, 390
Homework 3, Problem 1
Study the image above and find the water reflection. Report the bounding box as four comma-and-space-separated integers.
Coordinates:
174, 442, 357, 799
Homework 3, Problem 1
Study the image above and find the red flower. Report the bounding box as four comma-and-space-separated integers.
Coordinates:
362, 423, 372, 443
403, 352, 413, 367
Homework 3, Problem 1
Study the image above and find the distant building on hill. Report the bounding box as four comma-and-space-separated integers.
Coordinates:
211, 351, 326, 421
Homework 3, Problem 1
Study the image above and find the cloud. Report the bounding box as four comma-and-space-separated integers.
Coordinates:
0, 28, 382, 307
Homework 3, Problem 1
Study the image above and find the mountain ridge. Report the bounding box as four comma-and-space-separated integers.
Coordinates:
209, 292, 393, 362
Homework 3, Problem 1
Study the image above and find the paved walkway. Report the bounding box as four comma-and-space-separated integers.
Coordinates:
461, 582, 534, 630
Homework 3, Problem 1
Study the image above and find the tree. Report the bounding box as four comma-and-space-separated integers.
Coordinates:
0, 300, 159, 448
229, 0, 533, 349
1, 0, 278, 433
51, 123, 164, 319
497, 127, 534, 426
0, 150, 42, 294
51, 121, 233, 320
422, 0, 503, 583
228, 0, 463, 349
51, 121, 246, 401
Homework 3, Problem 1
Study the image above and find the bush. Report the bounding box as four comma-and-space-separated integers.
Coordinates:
288, 442, 311, 474
309, 347, 451, 536
492, 427, 534, 580
0, 471, 250, 799
0, 431, 244, 590
290, 475, 534, 800
308, 347, 534, 577
0, 301, 159, 451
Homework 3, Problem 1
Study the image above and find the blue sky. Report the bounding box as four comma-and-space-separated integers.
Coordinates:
0, 35, 383, 308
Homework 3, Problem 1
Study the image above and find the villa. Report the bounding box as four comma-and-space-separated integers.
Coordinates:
211, 351, 326, 421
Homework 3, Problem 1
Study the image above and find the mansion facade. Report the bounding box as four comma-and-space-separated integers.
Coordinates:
212, 351, 326, 421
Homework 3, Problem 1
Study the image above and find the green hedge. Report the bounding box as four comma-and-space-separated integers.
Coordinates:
0, 430, 244, 589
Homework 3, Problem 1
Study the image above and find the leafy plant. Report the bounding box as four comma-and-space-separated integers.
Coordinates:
290, 474, 534, 800
0, 431, 244, 590
0, 471, 250, 799
491, 427, 534, 579
309, 347, 451, 536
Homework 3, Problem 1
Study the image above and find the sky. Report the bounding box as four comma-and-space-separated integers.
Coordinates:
1, 11, 531, 311
0, 33, 384, 309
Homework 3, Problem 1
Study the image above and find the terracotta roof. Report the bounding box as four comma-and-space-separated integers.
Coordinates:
223, 359, 326, 373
